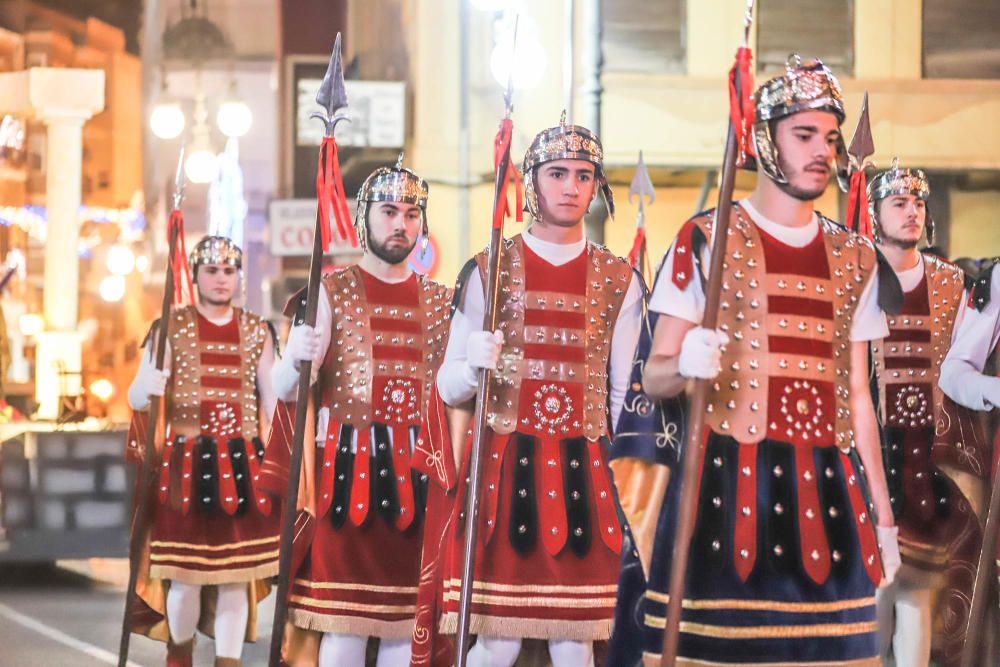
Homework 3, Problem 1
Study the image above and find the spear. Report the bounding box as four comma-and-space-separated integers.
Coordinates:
628, 150, 655, 284
454, 19, 521, 667
846, 92, 874, 239
118, 147, 186, 667
660, 2, 755, 665
267, 33, 351, 667
962, 466, 1000, 666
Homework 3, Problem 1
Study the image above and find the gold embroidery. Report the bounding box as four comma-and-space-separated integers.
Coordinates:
294, 579, 419, 594
680, 620, 877, 639
150, 535, 280, 551
642, 653, 881, 667
289, 595, 416, 615
443, 578, 618, 595
150, 549, 279, 566
443, 592, 616, 609
643, 592, 876, 614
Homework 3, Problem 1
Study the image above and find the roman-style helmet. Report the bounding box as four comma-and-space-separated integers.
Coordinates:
753, 55, 849, 191
868, 158, 934, 243
355, 153, 429, 252
522, 111, 614, 221
189, 235, 242, 275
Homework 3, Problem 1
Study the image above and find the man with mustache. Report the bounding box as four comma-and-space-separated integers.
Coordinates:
610, 58, 900, 665
425, 114, 644, 666
867, 163, 983, 667
127, 235, 279, 666
265, 160, 452, 666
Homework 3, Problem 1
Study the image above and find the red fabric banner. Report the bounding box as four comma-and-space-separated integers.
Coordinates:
728, 45, 757, 169
316, 136, 357, 250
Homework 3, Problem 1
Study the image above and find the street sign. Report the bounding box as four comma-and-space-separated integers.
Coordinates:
268, 198, 360, 256
296, 80, 406, 148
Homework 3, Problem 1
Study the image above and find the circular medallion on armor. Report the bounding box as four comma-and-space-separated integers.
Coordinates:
379, 377, 419, 425
532, 383, 574, 435
892, 384, 931, 428
778, 380, 827, 441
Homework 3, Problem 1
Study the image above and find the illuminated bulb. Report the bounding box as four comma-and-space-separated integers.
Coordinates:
106, 245, 135, 276
99, 275, 126, 302
150, 102, 185, 140
89, 379, 114, 402
216, 100, 252, 138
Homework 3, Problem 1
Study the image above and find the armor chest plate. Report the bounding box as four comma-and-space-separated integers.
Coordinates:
320, 266, 451, 428
690, 206, 877, 449
166, 306, 266, 439
479, 235, 632, 440
872, 256, 963, 428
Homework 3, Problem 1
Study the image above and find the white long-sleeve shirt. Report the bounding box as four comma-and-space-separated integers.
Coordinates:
436, 229, 644, 429
940, 266, 1000, 411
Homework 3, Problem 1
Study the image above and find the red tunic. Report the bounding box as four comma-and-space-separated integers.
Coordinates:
275, 267, 452, 639
435, 238, 632, 642
149, 307, 279, 586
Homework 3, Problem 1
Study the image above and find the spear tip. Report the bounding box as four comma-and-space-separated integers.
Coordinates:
316, 32, 349, 121
629, 150, 655, 208
847, 91, 874, 165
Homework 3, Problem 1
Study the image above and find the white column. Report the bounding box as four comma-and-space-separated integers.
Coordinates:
25, 68, 104, 419
38, 109, 88, 330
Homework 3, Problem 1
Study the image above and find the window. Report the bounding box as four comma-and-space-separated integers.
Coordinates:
603, 0, 684, 74
756, 0, 853, 76
923, 0, 1000, 79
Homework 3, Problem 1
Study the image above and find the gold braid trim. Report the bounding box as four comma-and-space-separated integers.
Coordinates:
289, 595, 416, 614
150, 535, 280, 551
293, 578, 419, 594
644, 614, 877, 638
642, 654, 880, 667
149, 560, 278, 586
643, 591, 875, 613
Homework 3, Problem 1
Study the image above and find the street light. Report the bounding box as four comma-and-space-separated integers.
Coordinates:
150, 101, 185, 140
490, 14, 546, 88
217, 99, 252, 138
106, 245, 136, 276
99, 275, 126, 302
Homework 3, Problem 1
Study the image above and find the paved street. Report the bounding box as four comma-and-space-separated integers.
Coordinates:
0, 561, 274, 666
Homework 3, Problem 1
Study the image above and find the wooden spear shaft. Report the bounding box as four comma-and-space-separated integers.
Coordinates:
659, 122, 740, 667
118, 218, 178, 667
454, 127, 511, 667
268, 212, 324, 667
961, 465, 1000, 667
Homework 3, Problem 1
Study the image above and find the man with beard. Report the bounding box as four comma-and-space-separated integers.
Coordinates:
265, 160, 452, 666
426, 114, 643, 667
868, 163, 983, 667
127, 235, 279, 666
609, 58, 901, 666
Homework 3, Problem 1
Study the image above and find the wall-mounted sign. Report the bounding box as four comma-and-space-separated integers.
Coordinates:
269, 198, 361, 257
295, 80, 406, 148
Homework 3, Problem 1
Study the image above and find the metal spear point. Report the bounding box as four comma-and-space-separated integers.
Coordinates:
311, 32, 351, 138
172, 145, 186, 210
629, 150, 655, 228
848, 92, 874, 173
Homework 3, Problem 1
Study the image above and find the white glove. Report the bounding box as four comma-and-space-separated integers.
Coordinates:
127, 360, 169, 410
877, 524, 901, 587
284, 324, 323, 368
462, 330, 504, 386
678, 327, 729, 380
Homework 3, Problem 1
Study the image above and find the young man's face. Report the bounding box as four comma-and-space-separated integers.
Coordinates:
772, 109, 842, 201
534, 158, 598, 227
196, 263, 239, 306
877, 193, 926, 250
366, 201, 422, 265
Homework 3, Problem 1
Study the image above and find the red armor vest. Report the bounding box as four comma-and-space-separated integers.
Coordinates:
315, 266, 452, 529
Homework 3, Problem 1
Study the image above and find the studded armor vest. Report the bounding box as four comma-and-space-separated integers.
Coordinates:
675, 205, 878, 451
872, 255, 963, 429
315, 266, 452, 529
476, 235, 633, 441
166, 306, 268, 440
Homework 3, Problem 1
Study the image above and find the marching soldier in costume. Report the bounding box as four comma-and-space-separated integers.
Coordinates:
610, 59, 901, 666
264, 160, 452, 666
424, 116, 644, 666
869, 163, 985, 667
127, 235, 279, 666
